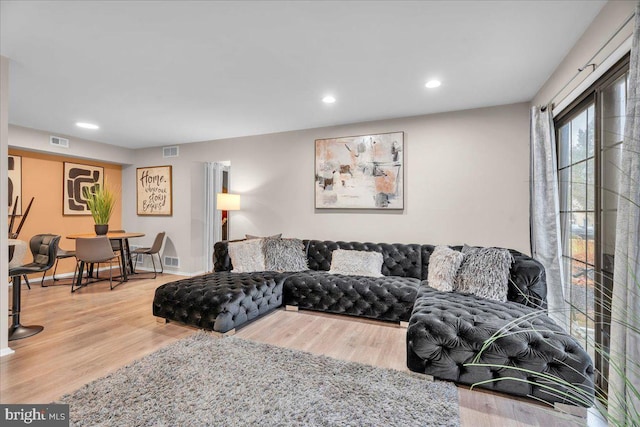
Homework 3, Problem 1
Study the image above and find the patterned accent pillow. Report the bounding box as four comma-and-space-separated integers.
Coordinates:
454, 245, 513, 302
329, 249, 384, 278
427, 246, 464, 292
228, 239, 266, 273
263, 238, 308, 272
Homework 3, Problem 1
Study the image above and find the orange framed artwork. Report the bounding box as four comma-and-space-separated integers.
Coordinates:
136, 165, 173, 216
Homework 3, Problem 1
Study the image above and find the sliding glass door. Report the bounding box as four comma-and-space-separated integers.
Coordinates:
555, 56, 629, 392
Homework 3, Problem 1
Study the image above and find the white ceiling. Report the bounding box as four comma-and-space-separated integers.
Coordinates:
1, 1, 606, 149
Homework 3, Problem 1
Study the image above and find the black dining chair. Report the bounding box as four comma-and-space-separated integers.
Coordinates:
131, 232, 165, 278
8, 234, 61, 340
47, 247, 77, 286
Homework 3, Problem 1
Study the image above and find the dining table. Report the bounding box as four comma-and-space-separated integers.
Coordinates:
66, 231, 145, 285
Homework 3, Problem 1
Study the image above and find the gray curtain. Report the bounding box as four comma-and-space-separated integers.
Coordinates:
530, 105, 568, 329
609, 3, 640, 424
204, 162, 224, 272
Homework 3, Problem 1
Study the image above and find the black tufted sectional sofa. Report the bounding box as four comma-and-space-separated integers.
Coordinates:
152, 239, 594, 406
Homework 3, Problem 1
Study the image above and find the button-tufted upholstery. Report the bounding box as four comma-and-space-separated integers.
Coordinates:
407, 285, 594, 406
153, 271, 285, 333
283, 270, 420, 322
162, 238, 593, 406
214, 239, 547, 310
305, 240, 423, 278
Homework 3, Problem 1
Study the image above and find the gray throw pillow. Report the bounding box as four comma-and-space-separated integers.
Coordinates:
328, 249, 384, 278
263, 238, 308, 272
454, 245, 513, 302
228, 239, 266, 273
246, 233, 282, 240
427, 245, 464, 292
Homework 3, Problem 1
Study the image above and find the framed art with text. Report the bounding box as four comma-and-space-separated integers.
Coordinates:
8, 155, 22, 215
315, 131, 404, 209
63, 162, 104, 215
136, 165, 173, 216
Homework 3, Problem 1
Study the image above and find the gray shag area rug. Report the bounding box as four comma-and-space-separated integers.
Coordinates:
60, 333, 460, 426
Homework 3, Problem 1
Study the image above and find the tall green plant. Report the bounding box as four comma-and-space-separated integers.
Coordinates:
83, 184, 115, 225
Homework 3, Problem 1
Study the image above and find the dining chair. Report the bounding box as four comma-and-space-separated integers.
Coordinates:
47, 247, 77, 286
71, 236, 122, 292
12, 234, 62, 288
8, 234, 60, 340
131, 232, 165, 278
97, 229, 125, 279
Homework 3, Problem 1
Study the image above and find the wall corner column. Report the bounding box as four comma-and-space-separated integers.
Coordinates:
1, 55, 15, 356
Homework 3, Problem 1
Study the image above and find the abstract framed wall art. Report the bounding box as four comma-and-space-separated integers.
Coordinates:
136, 165, 173, 216
8, 155, 22, 215
63, 162, 104, 215
315, 131, 404, 209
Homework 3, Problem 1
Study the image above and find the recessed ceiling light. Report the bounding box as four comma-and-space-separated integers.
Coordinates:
76, 122, 99, 130
322, 95, 336, 104
425, 80, 442, 89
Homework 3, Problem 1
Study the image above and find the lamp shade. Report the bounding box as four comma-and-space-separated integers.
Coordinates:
217, 193, 241, 211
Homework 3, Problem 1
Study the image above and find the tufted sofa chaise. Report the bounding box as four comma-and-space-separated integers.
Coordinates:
152, 239, 593, 406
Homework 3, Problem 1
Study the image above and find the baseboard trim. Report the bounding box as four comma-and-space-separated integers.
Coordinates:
285, 305, 299, 312
0, 347, 16, 357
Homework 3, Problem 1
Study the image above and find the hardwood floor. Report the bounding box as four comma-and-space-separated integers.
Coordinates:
1, 274, 584, 426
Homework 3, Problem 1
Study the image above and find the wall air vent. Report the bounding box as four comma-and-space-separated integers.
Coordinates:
50, 136, 69, 148
164, 256, 180, 268
163, 146, 179, 158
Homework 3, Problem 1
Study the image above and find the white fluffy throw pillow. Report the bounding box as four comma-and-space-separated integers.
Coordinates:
427, 246, 464, 292
329, 249, 384, 278
228, 239, 266, 273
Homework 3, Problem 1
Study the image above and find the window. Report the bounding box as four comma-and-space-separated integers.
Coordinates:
554, 55, 629, 392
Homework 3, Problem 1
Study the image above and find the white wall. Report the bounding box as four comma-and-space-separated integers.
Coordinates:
533, 0, 636, 107
8, 125, 134, 165
123, 103, 531, 274
1, 56, 12, 356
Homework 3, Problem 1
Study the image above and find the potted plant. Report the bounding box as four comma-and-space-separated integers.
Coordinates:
84, 184, 115, 235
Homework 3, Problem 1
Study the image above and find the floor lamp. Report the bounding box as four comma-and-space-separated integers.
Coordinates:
217, 193, 241, 240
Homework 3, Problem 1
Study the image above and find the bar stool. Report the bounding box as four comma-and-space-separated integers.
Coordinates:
8, 234, 60, 340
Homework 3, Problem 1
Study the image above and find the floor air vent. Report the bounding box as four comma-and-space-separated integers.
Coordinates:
50, 136, 69, 148
164, 256, 180, 268
163, 146, 179, 158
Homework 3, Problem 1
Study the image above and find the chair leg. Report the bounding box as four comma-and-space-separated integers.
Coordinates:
131, 253, 139, 274
109, 260, 113, 290
23, 275, 31, 290
150, 254, 157, 279
158, 253, 163, 274
41, 271, 47, 287
71, 262, 79, 293
47, 257, 62, 286
110, 257, 123, 290
52, 258, 60, 281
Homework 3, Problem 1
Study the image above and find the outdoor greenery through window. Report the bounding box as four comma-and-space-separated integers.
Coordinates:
555, 56, 629, 392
